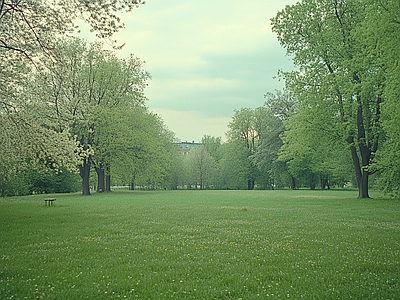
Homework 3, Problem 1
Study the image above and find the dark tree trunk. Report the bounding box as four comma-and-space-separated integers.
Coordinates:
95, 167, 105, 192
357, 105, 371, 198
310, 173, 316, 190
105, 165, 111, 192
323, 176, 330, 189
105, 174, 111, 192
321, 176, 330, 189
247, 179, 254, 190
79, 157, 91, 195
349, 142, 364, 197
291, 176, 296, 190
347, 104, 371, 198
130, 175, 135, 190
360, 169, 369, 198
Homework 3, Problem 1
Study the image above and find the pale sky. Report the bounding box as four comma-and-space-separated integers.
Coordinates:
76, 0, 297, 142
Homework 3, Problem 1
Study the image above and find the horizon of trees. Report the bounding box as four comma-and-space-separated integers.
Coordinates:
1, 0, 399, 198
0, 0, 179, 196
173, 0, 400, 198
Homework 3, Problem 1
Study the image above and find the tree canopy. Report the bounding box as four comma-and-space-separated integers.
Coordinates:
271, 0, 387, 198
0, 0, 146, 192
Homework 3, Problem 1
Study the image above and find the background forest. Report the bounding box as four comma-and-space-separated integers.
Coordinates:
1, 0, 399, 198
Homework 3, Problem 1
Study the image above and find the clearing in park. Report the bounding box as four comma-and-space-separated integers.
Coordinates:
0, 189, 399, 299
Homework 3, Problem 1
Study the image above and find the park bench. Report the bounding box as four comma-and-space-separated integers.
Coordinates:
44, 198, 56, 206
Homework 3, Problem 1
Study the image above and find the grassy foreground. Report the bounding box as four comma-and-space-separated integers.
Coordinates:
0, 189, 399, 299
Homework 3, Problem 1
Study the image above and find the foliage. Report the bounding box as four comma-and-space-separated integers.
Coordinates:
0, 0, 145, 62
226, 108, 261, 189
1, 189, 398, 299
105, 107, 178, 189
28, 168, 81, 194
227, 108, 259, 152
251, 90, 296, 189
163, 150, 188, 190
0, 168, 80, 197
185, 146, 216, 189
201, 135, 223, 163
217, 141, 251, 190
33, 37, 150, 194
361, 0, 400, 197
279, 99, 355, 189
0, 170, 31, 197
0, 0, 145, 180
271, 0, 385, 197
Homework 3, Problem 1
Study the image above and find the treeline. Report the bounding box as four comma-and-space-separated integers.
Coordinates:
269, 0, 400, 198
0, 0, 182, 197
1, 37, 181, 196
2, 0, 399, 198
178, 90, 354, 191
180, 0, 400, 199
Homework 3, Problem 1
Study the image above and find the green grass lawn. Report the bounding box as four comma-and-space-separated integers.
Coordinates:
0, 189, 399, 299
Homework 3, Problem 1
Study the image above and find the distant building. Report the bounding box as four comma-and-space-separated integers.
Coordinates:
176, 141, 202, 155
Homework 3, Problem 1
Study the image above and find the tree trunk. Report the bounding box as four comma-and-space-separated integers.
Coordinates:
359, 169, 369, 198
348, 141, 370, 198
310, 173, 316, 190
95, 167, 105, 192
291, 176, 296, 190
356, 104, 371, 198
105, 174, 111, 192
105, 165, 111, 192
247, 179, 254, 190
130, 175, 135, 190
79, 157, 91, 195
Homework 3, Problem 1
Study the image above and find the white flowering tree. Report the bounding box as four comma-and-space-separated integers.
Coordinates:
0, 0, 145, 190
33, 38, 149, 195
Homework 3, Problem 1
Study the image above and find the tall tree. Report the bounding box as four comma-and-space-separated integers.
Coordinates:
0, 0, 145, 182
279, 100, 354, 189
0, 0, 145, 61
107, 107, 178, 190
227, 108, 259, 189
361, 0, 400, 197
218, 141, 251, 190
201, 135, 223, 163
271, 0, 383, 198
251, 90, 296, 189
186, 147, 216, 190
35, 38, 149, 195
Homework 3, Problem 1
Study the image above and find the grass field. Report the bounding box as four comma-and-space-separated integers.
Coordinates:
0, 189, 399, 299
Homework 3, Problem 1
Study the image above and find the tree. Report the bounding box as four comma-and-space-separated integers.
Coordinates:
201, 135, 223, 163
106, 107, 178, 190
218, 141, 251, 190
186, 147, 216, 190
251, 90, 296, 189
0, 0, 145, 62
271, 0, 384, 198
164, 149, 188, 190
227, 108, 260, 189
0, 0, 145, 184
361, 0, 400, 197
34, 38, 149, 195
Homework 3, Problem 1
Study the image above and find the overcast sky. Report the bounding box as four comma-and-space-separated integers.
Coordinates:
77, 0, 297, 142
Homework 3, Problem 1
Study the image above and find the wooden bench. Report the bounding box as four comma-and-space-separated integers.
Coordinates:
44, 198, 56, 206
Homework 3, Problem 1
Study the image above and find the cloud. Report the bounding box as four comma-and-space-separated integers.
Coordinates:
75, 0, 298, 142
154, 108, 231, 142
